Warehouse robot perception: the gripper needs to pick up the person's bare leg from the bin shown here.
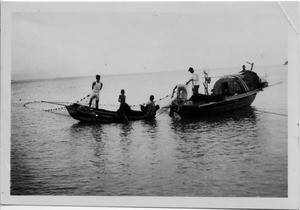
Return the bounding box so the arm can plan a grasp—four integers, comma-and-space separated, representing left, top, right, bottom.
89, 98, 93, 107
95, 100, 99, 110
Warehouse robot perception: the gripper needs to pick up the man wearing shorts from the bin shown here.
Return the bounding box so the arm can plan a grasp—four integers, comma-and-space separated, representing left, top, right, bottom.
89, 74, 103, 109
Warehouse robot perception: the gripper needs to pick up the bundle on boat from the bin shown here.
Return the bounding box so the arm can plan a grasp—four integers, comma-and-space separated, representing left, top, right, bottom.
65, 103, 160, 123
169, 67, 269, 118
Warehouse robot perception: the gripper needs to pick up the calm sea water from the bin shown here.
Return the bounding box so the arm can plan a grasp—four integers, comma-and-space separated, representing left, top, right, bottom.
11, 65, 287, 196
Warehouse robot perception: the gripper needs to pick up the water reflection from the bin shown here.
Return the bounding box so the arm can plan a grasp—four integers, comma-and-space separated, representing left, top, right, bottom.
70, 122, 105, 142
119, 123, 133, 165
179, 106, 257, 123
171, 107, 257, 132
169, 106, 263, 178
140, 119, 158, 140
69, 122, 109, 175
119, 123, 133, 138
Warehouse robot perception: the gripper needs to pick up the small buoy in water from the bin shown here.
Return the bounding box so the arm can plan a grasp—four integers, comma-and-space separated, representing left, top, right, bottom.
95, 114, 98, 117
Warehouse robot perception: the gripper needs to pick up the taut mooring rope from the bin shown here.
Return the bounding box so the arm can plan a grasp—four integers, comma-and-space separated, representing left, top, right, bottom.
255, 109, 287, 117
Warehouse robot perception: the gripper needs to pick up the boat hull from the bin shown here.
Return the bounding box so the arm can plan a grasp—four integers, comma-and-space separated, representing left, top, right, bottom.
66, 103, 156, 123
170, 92, 257, 118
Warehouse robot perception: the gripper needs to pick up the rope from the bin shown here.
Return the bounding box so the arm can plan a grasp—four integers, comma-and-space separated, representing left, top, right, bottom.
233, 75, 249, 91
255, 109, 287, 117
130, 94, 171, 107
23, 101, 71, 107
266, 82, 283, 88
155, 109, 168, 118
75, 94, 90, 103
24, 93, 171, 113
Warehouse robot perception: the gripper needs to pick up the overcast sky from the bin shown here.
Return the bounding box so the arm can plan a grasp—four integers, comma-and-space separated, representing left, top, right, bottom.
11, 2, 289, 80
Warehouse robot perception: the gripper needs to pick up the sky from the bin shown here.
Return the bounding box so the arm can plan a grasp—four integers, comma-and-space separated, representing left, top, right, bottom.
11, 2, 290, 80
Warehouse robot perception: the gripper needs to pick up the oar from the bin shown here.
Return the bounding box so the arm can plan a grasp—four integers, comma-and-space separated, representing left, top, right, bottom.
120, 107, 130, 123
246, 61, 254, 71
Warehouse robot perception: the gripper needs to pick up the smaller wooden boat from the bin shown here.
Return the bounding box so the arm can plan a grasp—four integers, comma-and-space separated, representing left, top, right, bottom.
169, 65, 268, 118
66, 103, 159, 123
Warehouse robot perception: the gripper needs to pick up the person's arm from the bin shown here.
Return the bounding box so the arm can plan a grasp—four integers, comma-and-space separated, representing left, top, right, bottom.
171, 85, 177, 97
92, 82, 96, 90
186, 79, 193, 85
118, 95, 121, 102
100, 83, 103, 90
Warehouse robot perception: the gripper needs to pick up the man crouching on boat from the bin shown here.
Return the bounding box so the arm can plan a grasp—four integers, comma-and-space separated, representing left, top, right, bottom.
89, 74, 103, 110
171, 84, 188, 102
169, 84, 189, 118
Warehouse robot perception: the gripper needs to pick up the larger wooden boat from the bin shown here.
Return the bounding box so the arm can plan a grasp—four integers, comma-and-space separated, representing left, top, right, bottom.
169, 66, 268, 118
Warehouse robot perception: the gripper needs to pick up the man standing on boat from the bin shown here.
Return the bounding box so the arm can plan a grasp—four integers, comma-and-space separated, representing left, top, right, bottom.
186, 67, 200, 95
89, 74, 103, 110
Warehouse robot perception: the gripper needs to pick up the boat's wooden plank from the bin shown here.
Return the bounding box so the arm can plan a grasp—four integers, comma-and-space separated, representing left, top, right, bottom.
196, 90, 261, 108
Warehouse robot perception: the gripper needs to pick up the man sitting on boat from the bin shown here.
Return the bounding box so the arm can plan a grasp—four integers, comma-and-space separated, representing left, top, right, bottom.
117, 89, 131, 115
140, 95, 160, 118
240, 65, 247, 72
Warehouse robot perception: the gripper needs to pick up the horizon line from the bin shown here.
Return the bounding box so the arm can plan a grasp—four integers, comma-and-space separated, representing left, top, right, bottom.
11, 63, 286, 82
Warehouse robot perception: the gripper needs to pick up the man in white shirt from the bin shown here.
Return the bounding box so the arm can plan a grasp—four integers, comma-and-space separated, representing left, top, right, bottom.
186, 67, 200, 95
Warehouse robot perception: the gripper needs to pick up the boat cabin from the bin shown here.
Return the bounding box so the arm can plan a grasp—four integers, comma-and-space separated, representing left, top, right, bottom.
212, 75, 249, 96
212, 71, 264, 96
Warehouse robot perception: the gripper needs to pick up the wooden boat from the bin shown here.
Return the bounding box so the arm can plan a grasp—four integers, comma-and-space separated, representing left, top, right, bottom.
169, 66, 268, 118
66, 103, 159, 123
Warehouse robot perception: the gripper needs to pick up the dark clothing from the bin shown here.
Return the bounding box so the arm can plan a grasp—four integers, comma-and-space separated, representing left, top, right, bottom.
241, 70, 261, 90
141, 104, 160, 118
118, 94, 126, 104
117, 94, 131, 116
193, 85, 199, 95
117, 103, 131, 116
189, 94, 224, 103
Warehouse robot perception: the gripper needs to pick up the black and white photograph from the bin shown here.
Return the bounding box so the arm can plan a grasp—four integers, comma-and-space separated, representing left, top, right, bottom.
1, 1, 299, 209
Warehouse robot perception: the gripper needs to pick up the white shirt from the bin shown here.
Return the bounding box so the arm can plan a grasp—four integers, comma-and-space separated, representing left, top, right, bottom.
191, 73, 200, 86
93, 82, 102, 94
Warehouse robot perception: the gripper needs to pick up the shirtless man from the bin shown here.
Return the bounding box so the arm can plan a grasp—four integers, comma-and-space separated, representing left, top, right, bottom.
89, 75, 103, 109
117, 89, 131, 114
141, 95, 157, 117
